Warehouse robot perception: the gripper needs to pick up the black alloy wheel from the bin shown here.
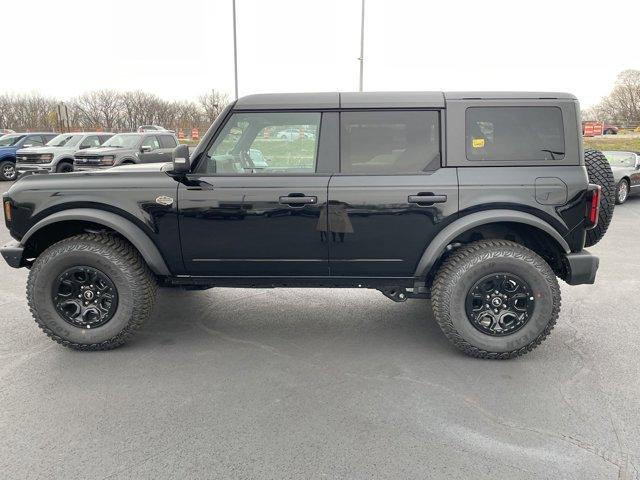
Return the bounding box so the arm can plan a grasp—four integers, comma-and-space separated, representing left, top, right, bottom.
465, 273, 534, 336
52, 266, 119, 329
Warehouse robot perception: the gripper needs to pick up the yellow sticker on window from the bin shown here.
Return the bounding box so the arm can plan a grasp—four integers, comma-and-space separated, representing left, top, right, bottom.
472, 138, 485, 148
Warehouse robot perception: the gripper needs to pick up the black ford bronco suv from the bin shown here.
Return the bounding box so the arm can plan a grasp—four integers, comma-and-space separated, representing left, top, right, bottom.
1, 92, 614, 359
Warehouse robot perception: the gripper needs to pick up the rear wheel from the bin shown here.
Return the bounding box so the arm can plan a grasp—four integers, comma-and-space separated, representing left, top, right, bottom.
27, 234, 157, 350
584, 149, 615, 247
431, 240, 560, 359
616, 179, 629, 205
0, 159, 17, 181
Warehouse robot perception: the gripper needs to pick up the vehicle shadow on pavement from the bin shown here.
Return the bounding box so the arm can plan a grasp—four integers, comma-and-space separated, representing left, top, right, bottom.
132, 287, 457, 358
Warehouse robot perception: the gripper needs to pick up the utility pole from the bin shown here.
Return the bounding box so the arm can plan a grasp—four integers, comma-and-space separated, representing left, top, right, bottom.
358, 0, 365, 92
232, 0, 239, 99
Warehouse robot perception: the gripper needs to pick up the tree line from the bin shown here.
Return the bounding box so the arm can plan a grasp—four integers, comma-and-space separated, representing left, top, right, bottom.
0, 89, 230, 133
583, 70, 640, 127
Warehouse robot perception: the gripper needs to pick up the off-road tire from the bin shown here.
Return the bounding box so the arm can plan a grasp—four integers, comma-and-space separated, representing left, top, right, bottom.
615, 179, 629, 205
56, 161, 73, 173
431, 240, 561, 359
27, 233, 157, 350
584, 149, 615, 247
0, 159, 17, 181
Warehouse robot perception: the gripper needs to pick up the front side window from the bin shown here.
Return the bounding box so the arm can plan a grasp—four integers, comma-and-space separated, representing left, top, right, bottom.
80, 136, 100, 148
340, 111, 441, 174
197, 112, 321, 175
24, 135, 44, 147
466, 107, 565, 161
141, 136, 160, 150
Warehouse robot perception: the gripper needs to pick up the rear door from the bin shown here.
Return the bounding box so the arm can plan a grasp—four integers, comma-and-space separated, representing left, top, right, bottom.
328, 109, 458, 277
158, 134, 178, 161
178, 110, 331, 276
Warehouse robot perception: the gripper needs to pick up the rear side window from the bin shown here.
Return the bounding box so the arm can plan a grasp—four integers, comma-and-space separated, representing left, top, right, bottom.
159, 135, 177, 148
340, 111, 440, 174
466, 107, 565, 162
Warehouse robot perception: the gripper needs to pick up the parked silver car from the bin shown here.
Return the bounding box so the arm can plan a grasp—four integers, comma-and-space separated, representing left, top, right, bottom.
16, 132, 114, 175
603, 151, 640, 204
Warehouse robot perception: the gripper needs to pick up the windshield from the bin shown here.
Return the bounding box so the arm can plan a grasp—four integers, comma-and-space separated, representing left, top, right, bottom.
47, 134, 83, 147
0, 134, 26, 147
604, 151, 636, 167
102, 134, 141, 148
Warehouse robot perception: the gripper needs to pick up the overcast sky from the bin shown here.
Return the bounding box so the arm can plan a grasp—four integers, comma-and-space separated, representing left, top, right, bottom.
1, 0, 638, 108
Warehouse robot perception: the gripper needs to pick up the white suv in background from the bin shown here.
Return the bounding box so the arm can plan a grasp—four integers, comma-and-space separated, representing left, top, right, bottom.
16, 132, 114, 175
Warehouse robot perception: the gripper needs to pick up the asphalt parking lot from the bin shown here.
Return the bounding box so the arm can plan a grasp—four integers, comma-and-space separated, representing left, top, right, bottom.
0, 184, 638, 480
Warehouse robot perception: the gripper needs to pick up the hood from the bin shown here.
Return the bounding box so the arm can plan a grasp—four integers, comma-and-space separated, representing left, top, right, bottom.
16, 146, 72, 155
0, 145, 18, 155
75, 146, 130, 156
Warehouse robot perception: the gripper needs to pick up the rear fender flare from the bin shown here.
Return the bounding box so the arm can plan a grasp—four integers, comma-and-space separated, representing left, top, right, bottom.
414, 209, 571, 279
21, 208, 171, 276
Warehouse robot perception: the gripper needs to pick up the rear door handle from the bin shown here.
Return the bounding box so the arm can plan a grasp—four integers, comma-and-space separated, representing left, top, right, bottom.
279, 195, 317, 207
408, 194, 447, 205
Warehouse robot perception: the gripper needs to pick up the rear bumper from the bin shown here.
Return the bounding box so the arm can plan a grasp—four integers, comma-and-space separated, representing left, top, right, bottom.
564, 250, 599, 285
1, 241, 25, 268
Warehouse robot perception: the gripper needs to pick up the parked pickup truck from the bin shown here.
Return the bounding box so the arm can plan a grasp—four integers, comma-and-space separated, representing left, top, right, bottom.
73, 132, 178, 171
0, 132, 58, 181
1, 92, 613, 359
16, 132, 114, 175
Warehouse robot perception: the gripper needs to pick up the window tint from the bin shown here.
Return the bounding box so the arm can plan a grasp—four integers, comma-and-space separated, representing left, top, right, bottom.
141, 136, 160, 150
159, 135, 177, 148
340, 111, 440, 174
466, 107, 565, 161
80, 136, 100, 148
198, 112, 321, 175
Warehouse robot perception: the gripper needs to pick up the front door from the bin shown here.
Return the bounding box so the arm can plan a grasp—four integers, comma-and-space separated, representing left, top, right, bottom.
139, 135, 164, 163
179, 111, 330, 276
328, 110, 458, 277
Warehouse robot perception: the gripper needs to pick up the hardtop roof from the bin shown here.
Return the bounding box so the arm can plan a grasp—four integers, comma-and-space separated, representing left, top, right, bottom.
234, 91, 577, 110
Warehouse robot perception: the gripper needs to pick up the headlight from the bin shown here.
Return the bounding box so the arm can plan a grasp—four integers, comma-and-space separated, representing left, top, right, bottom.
36, 154, 54, 163
100, 156, 115, 165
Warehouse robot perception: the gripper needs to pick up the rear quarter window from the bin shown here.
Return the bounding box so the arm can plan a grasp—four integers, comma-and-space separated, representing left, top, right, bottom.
159, 135, 177, 148
466, 107, 565, 162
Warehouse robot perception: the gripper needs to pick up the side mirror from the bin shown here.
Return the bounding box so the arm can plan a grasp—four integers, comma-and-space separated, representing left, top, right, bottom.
79, 144, 90, 150
172, 144, 190, 174
141, 145, 152, 153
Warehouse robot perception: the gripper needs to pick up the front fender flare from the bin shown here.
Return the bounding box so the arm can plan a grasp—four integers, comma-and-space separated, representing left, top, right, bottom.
21, 208, 171, 276
414, 209, 571, 279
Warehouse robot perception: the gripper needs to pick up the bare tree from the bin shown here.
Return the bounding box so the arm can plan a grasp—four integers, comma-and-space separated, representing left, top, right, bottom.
198, 89, 230, 124
587, 70, 640, 125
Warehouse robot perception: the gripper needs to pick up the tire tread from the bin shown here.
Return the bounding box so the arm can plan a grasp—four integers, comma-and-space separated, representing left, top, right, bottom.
431, 239, 561, 360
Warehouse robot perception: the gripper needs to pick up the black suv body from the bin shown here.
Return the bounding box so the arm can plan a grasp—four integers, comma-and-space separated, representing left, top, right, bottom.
1, 92, 602, 358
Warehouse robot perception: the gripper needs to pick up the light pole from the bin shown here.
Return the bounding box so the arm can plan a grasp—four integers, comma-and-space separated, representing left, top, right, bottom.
232, 0, 239, 99
358, 0, 365, 92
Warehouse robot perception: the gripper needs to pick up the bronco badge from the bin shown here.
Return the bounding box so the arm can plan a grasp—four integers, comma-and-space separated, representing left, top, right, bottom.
155, 195, 174, 206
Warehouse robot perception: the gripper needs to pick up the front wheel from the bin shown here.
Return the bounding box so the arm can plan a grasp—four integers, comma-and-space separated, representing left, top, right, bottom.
27, 234, 157, 350
56, 161, 73, 173
0, 159, 17, 181
616, 179, 629, 205
431, 240, 560, 359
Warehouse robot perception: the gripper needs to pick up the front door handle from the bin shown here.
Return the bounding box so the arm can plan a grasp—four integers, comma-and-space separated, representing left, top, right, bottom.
408, 193, 447, 206
279, 194, 317, 207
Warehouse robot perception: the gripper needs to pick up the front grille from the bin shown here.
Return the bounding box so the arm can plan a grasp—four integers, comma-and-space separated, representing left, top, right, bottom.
74, 155, 102, 165
17, 153, 49, 164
